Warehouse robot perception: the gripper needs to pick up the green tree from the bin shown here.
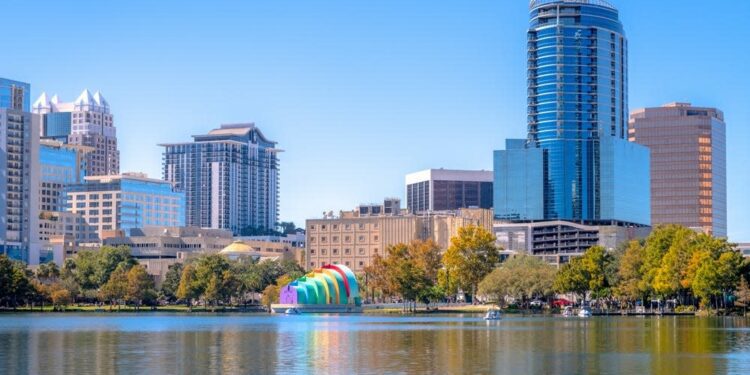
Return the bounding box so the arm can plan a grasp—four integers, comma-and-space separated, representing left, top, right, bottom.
581, 246, 615, 299
442, 225, 499, 302
176, 264, 201, 311
161, 263, 184, 302
51, 289, 73, 311
99, 265, 129, 310
554, 257, 589, 301
479, 254, 557, 307
126, 265, 155, 310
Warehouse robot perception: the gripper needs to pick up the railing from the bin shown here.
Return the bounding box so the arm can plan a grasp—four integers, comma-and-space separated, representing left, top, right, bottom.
530, 0, 616, 10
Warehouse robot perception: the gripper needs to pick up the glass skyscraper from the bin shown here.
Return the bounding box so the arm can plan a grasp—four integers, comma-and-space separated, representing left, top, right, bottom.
494, 0, 650, 226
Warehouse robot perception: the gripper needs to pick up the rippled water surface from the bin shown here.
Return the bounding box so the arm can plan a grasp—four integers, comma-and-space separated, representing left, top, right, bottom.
1, 313, 750, 374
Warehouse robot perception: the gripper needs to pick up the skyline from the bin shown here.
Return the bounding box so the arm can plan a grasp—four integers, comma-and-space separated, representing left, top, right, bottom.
4, 0, 750, 240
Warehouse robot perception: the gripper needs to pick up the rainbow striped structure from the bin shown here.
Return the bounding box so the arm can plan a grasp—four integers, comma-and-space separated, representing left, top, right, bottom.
279, 264, 361, 306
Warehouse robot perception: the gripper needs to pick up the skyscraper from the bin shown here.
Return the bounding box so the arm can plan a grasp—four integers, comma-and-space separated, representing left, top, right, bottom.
629, 103, 727, 237
494, 0, 650, 226
38, 139, 91, 212
0, 78, 40, 263
161, 123, 280, 235
33, 90, 120, 176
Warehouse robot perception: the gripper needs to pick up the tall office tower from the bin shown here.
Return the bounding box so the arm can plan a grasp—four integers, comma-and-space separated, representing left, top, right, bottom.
0, 78, 40, 263
494, 0, 650, 226
629, 103, 727, 237
33, 90, 119, 176
405, 169, 493, 214
161, 124, 280, 235
39, 139, 91, 212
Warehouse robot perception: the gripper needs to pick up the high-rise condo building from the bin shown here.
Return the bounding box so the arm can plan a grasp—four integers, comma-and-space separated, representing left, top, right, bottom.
161, 124, 280, 235
494, 0, 650, 226
405, 169, 493, 214
629, 103, 727, 237
65, 173, 186, 239
0, 78, 40, 263
33, 90, 120, 176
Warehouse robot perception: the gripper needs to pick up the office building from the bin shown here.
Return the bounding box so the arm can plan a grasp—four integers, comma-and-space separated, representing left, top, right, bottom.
0, 78, 40, 264
406, 169, 493, 214
306, 199, 493, 272
494, 220, 651, 265
494, 0, 650, 226
629, 103, 727, 237
33, 90, 119, 176
66, 173, 185, 239
161, 123, 280, 235
37, 211, 100, 265
39, 139, 92, 212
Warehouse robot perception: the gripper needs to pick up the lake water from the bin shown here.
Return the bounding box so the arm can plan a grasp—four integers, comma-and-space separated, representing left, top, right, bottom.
1, 313, 749, 374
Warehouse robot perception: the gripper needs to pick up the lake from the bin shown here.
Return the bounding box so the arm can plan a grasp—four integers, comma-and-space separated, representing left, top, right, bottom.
1, 313, 749, 374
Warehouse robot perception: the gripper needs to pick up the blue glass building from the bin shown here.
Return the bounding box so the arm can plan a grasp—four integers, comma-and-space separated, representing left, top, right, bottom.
0, 78, 30, 112
39, 140, 89, 212
43, 112, 72, 142
494, 0, 650, 226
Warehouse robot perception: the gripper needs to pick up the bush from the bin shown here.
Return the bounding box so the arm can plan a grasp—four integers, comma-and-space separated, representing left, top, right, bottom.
675, 305, 696, 313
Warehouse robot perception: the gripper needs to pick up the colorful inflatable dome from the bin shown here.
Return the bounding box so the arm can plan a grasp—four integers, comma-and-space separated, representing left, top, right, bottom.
279, 264, 361, 306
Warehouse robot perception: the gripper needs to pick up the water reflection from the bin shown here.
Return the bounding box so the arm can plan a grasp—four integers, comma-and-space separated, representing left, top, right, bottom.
0, 314, 748, 374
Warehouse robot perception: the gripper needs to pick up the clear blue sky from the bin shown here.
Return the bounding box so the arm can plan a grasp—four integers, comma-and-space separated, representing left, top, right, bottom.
4, 0, 749, 240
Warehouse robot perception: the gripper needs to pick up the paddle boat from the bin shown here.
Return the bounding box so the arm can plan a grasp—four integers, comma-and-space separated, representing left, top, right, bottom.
561, 306, 575, 317
578, 307, 592, 318
484, 308, 502, 321
284, 307, 301, 315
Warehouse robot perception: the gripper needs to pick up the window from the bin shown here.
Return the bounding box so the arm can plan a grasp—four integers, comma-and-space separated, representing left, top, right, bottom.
333, 249, 339, 255
345, 248, 351, 255
373, 235, 379, 241
310, 262, 315, 266
333, 224, 338, 230
310, 249, 316, 255
359, 248, 365, 255
345, 236, 351, 243
310, 225, 316, 230
322, 249, 327, 255
321, 236, 327, 243
332, 236, 339, 242
321, 225, 327, 230
358, 224, 365, 230
358, 236, 365, 242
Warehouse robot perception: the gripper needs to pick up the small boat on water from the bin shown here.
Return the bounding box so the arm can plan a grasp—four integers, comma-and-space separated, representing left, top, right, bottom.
484, 308, 502, 321
578, 308, 592, 318
285, 308, 301, 315
561, 306, 574, 317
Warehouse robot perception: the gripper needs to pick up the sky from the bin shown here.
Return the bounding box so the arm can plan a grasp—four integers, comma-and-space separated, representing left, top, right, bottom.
3, 0, 749, 240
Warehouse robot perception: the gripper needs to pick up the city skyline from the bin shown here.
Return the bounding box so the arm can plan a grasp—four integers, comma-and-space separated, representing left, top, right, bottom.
3, 0, 750, 240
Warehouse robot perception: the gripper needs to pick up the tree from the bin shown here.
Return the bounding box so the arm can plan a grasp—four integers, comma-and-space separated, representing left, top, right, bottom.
479, 254, 556, 307
99, 265, 129, 310
36, 262, 61, 283
261, 274, 294, 308
161, 263, 184, 302
176, 264, 201, 311
554, 257, 589, 302
615, 240, 648, 304
580, 246, 615, 299
736, 278, 750, 316
51, 289, 73, 311
126, 265, 155, 310
0, 256, 34, 309
442, 225, 499, 302
204, 275, 222, 311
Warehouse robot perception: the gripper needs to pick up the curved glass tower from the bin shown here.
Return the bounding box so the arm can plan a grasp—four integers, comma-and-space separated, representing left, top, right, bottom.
528, 0, 627, 220
494, 0, 649, 226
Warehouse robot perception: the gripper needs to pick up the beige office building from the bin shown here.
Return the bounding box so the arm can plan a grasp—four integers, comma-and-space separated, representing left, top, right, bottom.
306, 199, 492, 272
629, 103, 727, 237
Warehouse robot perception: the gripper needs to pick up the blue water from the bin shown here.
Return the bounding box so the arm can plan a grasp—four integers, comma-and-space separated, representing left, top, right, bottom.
1, 313, 749, 374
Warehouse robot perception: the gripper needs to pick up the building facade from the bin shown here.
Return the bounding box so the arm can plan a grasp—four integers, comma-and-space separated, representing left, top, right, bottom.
494, 0, 650, 226
161, 123, 280, 235
494, 220, 651, 265
0, 78, 40, 263
66, 173, 185, 239
105, 227, 234, 285
33, 90, 119, 176
39, 139, 91, 212
306, 199, 493, 272
37, 211, 100, 265
629, 103, 727, 237
406, 169, 493, 214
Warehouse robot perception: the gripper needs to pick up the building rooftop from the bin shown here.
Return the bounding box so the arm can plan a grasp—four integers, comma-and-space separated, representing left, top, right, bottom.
530, 0, 616, 10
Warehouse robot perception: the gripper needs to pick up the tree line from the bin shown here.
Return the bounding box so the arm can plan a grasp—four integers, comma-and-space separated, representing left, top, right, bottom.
0, 246, 304, 312
362, 225, 750, 313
